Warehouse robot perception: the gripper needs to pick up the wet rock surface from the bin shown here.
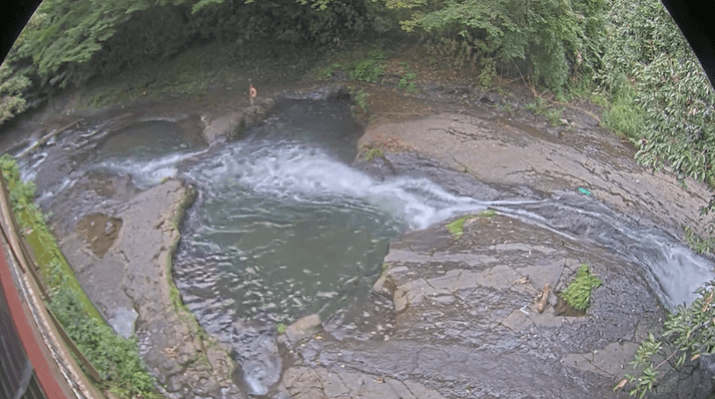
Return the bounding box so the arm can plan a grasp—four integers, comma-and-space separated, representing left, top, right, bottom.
275, 205, 711, 399
59, 180, 242, 398
270, 90, 714, 398
358, 108, 712, 239
4, 83, 714, 398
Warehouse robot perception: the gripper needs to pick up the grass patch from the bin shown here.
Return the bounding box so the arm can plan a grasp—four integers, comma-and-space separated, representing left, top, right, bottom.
309, 47, 389, 84
601, 89, 645, 140
0, 154, 157, 398
560, 264, 602, 311
525, 97, 565, 127
446, 215, 473, 240
364, 148, 384, 161
478, 209, 496, 218
309, 45, 424, 93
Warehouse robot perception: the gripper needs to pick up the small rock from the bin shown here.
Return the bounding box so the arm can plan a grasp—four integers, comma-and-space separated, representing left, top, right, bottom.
105, 220, 115, 236
285, 314, 321, 344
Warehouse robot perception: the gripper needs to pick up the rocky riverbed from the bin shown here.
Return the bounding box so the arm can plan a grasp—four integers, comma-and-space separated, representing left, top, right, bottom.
1, 81, 714, 398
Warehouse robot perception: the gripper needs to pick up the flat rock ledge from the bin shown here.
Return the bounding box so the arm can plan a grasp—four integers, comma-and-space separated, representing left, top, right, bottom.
60, 180, 242, 399
276, 210, 713, 398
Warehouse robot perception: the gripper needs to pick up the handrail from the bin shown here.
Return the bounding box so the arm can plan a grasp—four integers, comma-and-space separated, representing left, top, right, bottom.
0, 169, 101, 399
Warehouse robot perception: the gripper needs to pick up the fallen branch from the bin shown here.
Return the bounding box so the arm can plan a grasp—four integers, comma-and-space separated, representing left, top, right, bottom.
17, 119, 82, 158
537, 283, 550, 313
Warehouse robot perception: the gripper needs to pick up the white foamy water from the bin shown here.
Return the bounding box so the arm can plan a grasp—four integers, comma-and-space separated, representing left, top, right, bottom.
189, 142, 500, 230
92, 150, 205, 189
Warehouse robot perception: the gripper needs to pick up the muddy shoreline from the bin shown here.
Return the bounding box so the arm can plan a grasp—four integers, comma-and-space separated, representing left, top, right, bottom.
2, 80, 714, 398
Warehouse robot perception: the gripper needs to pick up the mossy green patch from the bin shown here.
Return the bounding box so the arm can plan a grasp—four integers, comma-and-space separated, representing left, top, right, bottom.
0, 154, 101, 321
0, 154, 156, 398
364, 148, 384, 161
446, 215, 473, 240
478, 209, 496, 218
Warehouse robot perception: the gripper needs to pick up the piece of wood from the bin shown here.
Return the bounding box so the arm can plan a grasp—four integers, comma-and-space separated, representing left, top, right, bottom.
537, 283, 550, 313
17, 119, 81, 158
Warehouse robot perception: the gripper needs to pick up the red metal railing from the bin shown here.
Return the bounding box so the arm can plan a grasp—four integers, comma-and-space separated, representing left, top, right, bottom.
0, 242, 65, 399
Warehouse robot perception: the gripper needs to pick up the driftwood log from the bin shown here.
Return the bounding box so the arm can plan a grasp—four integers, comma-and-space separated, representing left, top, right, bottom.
17, 119, 81, 158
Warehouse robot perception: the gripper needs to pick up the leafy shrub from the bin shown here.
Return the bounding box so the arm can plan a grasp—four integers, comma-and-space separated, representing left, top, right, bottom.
0, 154, 156, 398
617, 283, 715, 398
0, 63, 31, 125
560, 264, 601, 311
50, 284, 156, 398
683, 225, 715, 255
601, 88, 646, 140
350, 49, 389, 83
599, 0, 715, 199
386, 0, 608, 90
398, 72, 418, 93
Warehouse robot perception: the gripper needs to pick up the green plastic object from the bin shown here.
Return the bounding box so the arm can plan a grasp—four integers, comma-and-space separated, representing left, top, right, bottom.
578, 187, 592, 196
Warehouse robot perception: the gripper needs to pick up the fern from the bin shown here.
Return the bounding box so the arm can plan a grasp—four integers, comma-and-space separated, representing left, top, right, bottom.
561, 264, 602, 311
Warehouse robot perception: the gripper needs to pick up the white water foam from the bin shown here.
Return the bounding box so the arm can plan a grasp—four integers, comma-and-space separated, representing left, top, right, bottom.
189, 142, 495, 230
92, 150, 205, 189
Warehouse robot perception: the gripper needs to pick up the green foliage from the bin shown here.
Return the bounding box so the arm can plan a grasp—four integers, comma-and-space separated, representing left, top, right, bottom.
364, 148, 384, 161
0, 154, 155, 398
683, 225, 715, 255
313, 62, 344, 80
560, 264, 601, 311
351, 49, 389, 83
0, 63, 31, 125
10, 0, 163, 85
276, 323, 288, 335
618, 283, 715, 398
386, 0, 608, 90
350, 89, 369, 120
50, 283, 156, 398
446, 214, 473, 240
525, 97, 564, 127
601, 88, 646, 140
599, 0, 715, 216
478, 209, 496, 218
397, 72, 418, 93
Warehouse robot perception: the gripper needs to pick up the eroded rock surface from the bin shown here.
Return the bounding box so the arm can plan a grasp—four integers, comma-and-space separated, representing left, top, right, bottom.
275, 209, 711, 398
271, 92, 714, 399
11, 84, 714, 398
60, 180, 241, 399
358, 110, 712, 238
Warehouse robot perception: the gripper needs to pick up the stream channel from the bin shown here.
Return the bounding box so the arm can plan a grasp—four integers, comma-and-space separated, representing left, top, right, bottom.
14, 98, 715, 396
